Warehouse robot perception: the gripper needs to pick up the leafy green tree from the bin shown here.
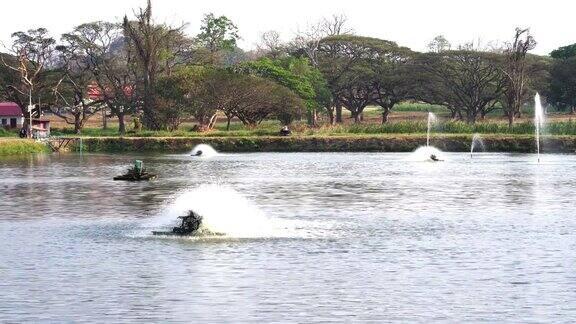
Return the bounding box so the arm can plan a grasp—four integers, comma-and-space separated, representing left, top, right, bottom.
417, 50, 506, 123
317, 35, 410, 123
370, 46, 414, 123
123, 0, 188, 130
427, 35, 451, 53
196, 13, 240, 53
237, 57, 329, 125
550, 44, 576, 59
156, 66, 220, 131
549, 57, 576, 114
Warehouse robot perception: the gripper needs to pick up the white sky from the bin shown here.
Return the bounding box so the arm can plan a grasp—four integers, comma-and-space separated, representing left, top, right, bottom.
0, 0, 574, 55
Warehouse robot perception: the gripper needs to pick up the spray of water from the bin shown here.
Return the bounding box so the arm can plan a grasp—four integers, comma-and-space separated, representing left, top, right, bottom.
142, 184, 329, 239
407, 112, 445, 161
408, 146, 445, 162
427, 112, 437, 147
470, 133, 486, 158
190, 144, 218, 158
534, 93, 545, 163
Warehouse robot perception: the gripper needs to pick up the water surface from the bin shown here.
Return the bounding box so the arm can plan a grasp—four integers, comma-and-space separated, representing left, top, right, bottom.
1, 152, 575, 322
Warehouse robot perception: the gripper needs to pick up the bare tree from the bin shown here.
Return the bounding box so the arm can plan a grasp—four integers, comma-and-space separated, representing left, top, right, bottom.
1, 28, 56, 135
60, 22, 139, 135
292, 14, 353, 67
51, 75, 104, 134
501, 28, 537, 126
320, 14, 354, 37
291, 14, 353, 124
256, 30, 284, 58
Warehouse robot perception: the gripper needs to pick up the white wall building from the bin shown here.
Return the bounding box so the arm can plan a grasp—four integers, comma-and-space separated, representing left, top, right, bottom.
0, 102, 24, 129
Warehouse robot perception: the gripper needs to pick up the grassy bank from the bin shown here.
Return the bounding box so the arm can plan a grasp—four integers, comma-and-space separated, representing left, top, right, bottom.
0, 139, 49, 155
45, 119, 576, 139
73, 134, 576, 154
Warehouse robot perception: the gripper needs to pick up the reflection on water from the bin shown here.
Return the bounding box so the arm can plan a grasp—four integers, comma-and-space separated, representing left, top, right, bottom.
1, 152, 576, 322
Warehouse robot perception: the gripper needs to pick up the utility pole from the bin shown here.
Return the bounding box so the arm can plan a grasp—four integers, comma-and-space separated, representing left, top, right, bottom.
28, 88, 33, 139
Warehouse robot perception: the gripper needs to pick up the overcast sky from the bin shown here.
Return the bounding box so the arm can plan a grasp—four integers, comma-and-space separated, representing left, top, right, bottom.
0, 0, 573, 55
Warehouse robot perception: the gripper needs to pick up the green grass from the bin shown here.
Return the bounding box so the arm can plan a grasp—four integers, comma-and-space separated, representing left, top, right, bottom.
51, 119, 576, 138
393, 102, 448, 113
0, 139, 49, 155
0, 128, 18, 137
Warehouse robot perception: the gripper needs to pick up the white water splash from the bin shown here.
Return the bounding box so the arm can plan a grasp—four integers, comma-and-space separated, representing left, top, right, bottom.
408, 146, 446, 162
190, 144, 218, 158
143, 184, 330, 239
470, 133, 486, 158
427, 112, 438, 147
534, 93, 545, 163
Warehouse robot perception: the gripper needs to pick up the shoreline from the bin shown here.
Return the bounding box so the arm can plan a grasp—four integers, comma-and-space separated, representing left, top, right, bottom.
0, 139, 50, 155
2, 134, 575, 155
71, 134, 575, 154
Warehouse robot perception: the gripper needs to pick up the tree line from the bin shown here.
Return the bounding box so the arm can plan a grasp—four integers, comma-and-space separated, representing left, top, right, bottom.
0, 0, 574, 135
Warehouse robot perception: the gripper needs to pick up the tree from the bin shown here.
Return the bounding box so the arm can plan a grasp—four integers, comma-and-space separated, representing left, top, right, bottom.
256, 30, 284, 59
51, 47, 105, 134
550, 43, 576, 59
501, 28, 537, 126
1, 28, 56, 133
370, 45, 414, 123
123, 0, 186, 130
320, 14, 354, 37
427, 35, 451, 53
549, 57, 576, 114
156, 66, 220, 131
237, 57, 325, 125
417, 50, 506, 123
196, 13, 240, 53
59, 22, 138, 135
233, 76, 303, 127
207, 72, 304, 128
290, 15, 354, 124
317, 35, 408, 123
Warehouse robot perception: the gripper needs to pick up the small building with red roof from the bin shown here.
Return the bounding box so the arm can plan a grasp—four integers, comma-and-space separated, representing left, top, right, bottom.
0, 102, 24, 129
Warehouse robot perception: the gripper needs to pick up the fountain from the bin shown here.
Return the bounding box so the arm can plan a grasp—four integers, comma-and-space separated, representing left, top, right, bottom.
408, 112, 444, 161
534, 93, 545, 163
427, 112, 437, 147
470, 133, 486, 158
190, 144, 218, 158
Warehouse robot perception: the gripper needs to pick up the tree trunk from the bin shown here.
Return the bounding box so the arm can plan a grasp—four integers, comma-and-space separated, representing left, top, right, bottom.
507, 111, 515, 127
336, 104, 343, 123
208, 113, 218, 129
313, 109, 318, 126
326, 106, 335, 125
102, 107, 108, 130
306, 109, 317, 126
118, 112, 126, 136
381, 108, 391, 124
352, 110, 361, 123
74, 117, 82, 135
226, 115, 232, 131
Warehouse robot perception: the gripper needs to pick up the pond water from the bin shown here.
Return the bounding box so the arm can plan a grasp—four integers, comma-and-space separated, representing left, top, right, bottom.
1, 151, 576, 322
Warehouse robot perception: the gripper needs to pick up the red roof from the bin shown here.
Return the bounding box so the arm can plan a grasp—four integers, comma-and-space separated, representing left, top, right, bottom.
0, 102, 23, 117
